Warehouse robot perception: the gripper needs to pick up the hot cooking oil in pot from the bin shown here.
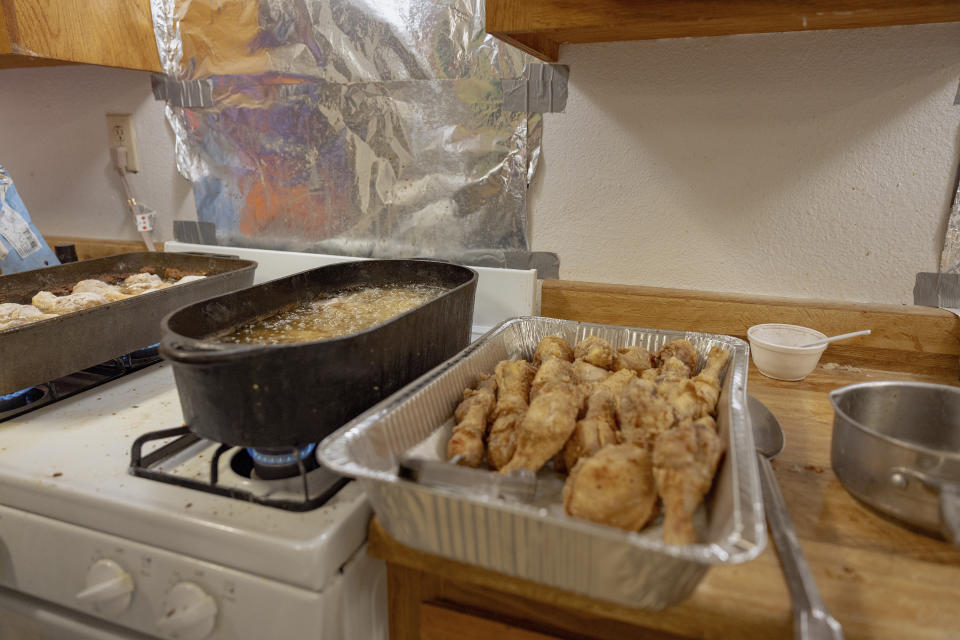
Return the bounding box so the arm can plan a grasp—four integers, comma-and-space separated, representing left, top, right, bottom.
217, 284, 447, 345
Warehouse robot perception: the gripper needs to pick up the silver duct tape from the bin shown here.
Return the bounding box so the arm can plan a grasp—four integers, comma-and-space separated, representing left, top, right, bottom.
503, 64, 569, 113
152, 75, 214, 108
172, 220, 217, 244
913, 272, 960, 308
150, 0, 543, 264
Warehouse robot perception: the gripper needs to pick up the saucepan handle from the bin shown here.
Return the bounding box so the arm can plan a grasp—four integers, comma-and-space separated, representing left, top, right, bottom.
890, 467, 960, 547
940, 483, 960, 546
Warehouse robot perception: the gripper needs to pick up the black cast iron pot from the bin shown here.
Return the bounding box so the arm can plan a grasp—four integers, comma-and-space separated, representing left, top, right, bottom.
160, 259, 477, 447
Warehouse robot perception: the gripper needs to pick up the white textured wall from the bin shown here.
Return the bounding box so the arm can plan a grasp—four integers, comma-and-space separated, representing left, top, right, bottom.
529, 22, 960, 304
0, 65, 193, 244
1, 23, 959, 304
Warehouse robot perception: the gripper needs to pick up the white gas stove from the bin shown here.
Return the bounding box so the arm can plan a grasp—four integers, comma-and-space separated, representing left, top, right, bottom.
0, 243, 537, 639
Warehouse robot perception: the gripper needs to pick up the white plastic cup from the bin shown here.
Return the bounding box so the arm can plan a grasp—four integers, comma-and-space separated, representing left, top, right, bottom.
747, 324, 828, 381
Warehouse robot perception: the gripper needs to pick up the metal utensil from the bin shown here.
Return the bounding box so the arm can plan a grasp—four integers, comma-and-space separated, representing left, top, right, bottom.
749, 395, 844, 640
397, 455, 537, 502
829, 381, 960, 545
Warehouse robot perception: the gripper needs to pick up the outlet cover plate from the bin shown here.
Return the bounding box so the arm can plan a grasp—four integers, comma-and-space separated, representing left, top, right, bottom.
105, 113, 139, 173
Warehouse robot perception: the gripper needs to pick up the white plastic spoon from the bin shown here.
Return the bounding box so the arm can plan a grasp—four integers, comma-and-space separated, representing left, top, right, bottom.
799, 329, 871, 348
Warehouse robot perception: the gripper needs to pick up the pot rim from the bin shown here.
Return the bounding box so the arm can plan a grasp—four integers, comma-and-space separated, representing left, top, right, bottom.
829, 381, 960, 463
160, 259, 478, 362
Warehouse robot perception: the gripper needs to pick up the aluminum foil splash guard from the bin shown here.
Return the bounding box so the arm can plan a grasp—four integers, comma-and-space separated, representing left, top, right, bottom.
151, 0, 559, 264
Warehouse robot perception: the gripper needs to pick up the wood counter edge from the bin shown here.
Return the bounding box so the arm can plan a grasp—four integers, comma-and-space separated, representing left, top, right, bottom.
540, 279, 960, 374
42, 236, 155, 261
366, 517, 771, 638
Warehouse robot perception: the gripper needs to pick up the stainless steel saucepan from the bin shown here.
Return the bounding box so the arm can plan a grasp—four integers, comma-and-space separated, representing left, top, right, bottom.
829, 381, 960, 545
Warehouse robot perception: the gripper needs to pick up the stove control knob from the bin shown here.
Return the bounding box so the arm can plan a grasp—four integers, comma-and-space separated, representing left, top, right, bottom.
75, 558, 134, 616
155, 581, 218, 640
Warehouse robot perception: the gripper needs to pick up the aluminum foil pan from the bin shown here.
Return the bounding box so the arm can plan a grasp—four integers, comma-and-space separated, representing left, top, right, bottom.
318, 317, 766, 609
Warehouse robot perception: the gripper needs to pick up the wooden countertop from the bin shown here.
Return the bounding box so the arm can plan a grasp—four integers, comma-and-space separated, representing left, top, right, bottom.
368, 281, 960, 640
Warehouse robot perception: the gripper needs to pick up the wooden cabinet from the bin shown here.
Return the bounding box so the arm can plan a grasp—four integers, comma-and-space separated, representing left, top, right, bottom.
486, 0, 960, 62
1, 0, 160, 71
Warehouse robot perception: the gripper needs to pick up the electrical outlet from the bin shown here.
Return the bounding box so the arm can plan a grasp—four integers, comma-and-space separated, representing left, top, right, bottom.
105, 113, 139, 173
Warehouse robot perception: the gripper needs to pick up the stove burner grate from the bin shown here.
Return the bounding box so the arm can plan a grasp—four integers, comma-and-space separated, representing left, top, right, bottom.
129, 427, 347, 512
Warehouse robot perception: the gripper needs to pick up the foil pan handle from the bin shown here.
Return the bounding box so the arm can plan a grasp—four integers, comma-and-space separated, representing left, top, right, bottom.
397, 455, 536, 502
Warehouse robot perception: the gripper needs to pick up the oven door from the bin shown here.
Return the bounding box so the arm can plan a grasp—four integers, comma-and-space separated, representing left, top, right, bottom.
0, 586, 155, 640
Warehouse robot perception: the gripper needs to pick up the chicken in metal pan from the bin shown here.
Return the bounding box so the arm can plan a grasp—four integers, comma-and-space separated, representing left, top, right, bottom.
445, 334, 730, 544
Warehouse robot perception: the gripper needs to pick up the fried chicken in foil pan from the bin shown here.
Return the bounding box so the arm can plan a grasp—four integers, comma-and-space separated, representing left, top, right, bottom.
318, 317, 765, 609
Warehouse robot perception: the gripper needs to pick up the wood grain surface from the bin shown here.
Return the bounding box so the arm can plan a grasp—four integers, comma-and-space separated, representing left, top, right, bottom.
1, 0, 160, 71
370, 284, 960, 639
486, 0, 960, 61
420, 603, 563, 640
43, 237, 155, 262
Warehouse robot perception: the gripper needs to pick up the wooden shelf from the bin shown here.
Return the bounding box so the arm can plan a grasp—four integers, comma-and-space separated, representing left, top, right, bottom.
486, 0, 960, 62
1, 0, 160, 72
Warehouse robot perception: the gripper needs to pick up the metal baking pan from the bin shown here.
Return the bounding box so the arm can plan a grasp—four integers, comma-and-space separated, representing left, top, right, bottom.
318, 316, 766, 609
160, 259, 477, 447
0, 252, 257, 394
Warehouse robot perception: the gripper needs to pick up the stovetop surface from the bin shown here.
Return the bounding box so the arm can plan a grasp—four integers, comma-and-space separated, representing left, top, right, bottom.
0, 363, 371, 592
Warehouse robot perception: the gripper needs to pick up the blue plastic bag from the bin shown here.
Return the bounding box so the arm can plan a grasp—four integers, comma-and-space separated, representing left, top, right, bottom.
0, 165, 60, 274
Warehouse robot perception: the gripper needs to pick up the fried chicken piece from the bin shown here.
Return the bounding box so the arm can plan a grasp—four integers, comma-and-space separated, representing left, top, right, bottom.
616, 378, 675, 449
0, 303, 56, 330
32, 291, 109, 315
613, 345, 654, 374
531, 358, 576, 401
446, 374, 498, 467
657, 339, 698, 373
653, 417, 725, 545
641, 355, 693, 383
72, 279, 131, 301
656, 379, 700, 422
533, 335, 574, 366
492, 359, 535, 416
593, 368, 637, 398
563, 443, 658, 532
573, 335, 613, 369
500, 382, 579, 474
571, 359, 613, 409
486, 359, 536, 469
572, 359, 612, 387
563, 389, 618, 471
487, 413, 524, 469
119, 273, 165, 295
657, 347, 731, 421
691, 346, 730, 414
